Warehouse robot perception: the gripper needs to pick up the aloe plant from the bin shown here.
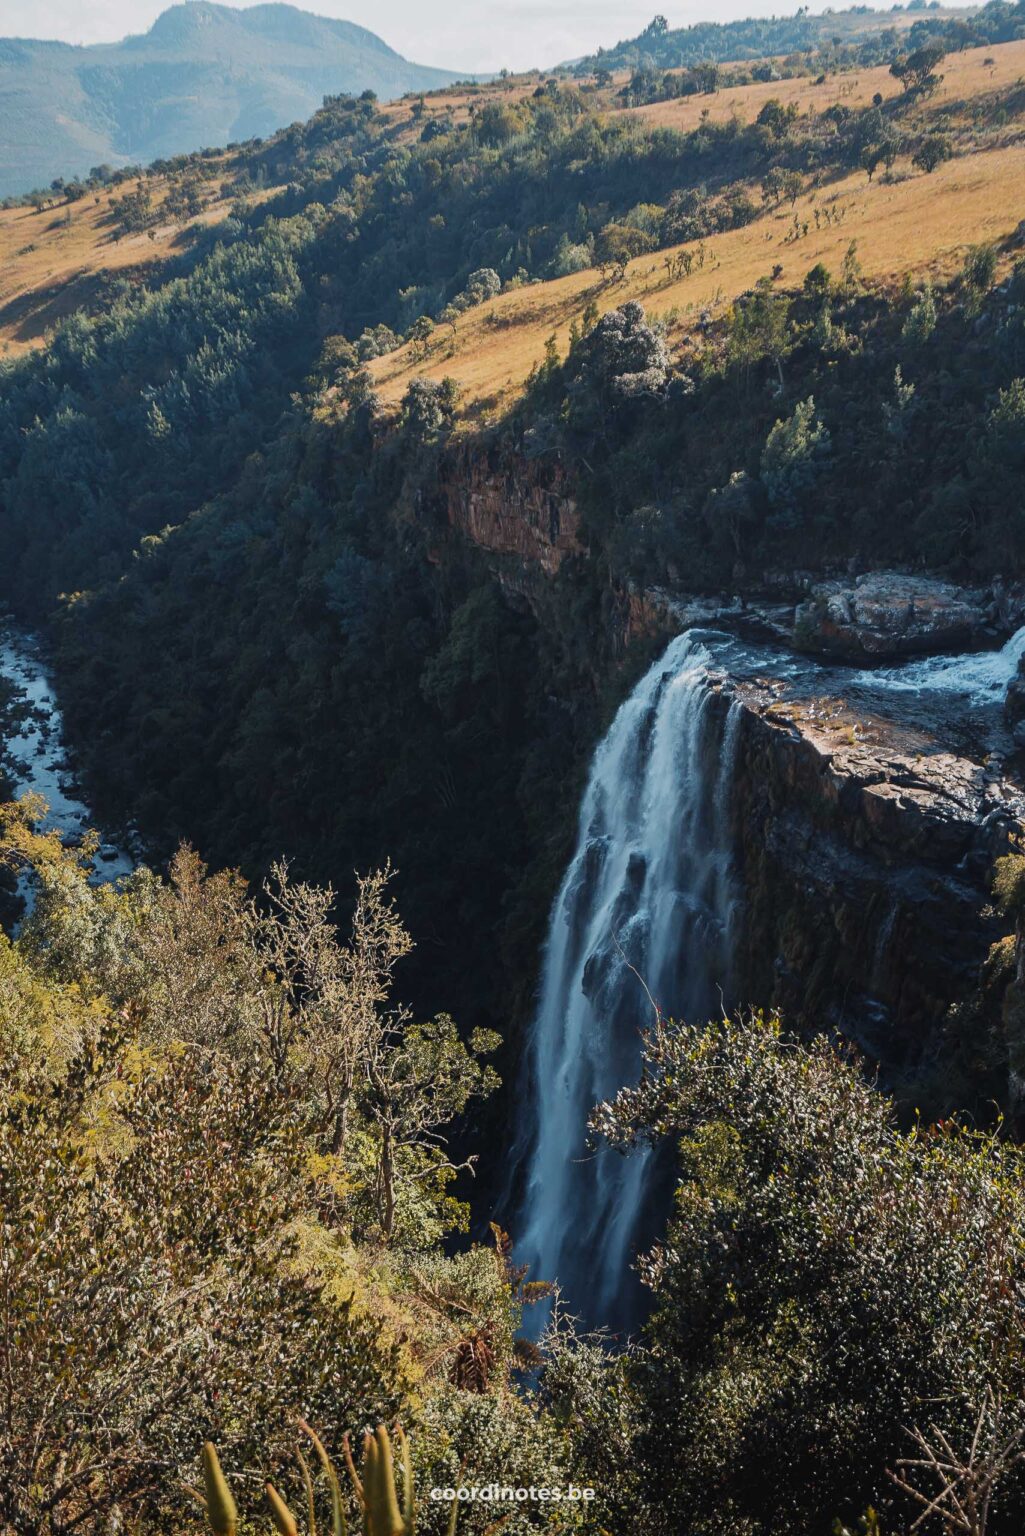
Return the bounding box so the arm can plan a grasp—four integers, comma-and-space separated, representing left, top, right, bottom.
194, 1421, 460, 1536
197, 1442, 238, 1536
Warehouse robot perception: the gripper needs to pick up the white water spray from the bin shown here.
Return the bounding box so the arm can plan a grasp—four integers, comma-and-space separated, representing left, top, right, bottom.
516, 631, 742, 1326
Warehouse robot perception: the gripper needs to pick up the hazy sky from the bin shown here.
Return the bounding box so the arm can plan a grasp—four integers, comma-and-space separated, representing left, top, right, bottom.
2, 0, 893, 75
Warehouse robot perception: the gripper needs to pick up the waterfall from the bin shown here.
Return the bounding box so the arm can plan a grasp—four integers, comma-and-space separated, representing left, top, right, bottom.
515, 631, 742, 1328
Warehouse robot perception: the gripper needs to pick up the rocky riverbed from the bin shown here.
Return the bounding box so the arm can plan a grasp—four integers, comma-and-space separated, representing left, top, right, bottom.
0, 621, 136, 921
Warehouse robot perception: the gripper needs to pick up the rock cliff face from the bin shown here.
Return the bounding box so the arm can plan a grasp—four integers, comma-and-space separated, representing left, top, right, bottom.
721, 677, 1024, 1077
438, 446, 582, 577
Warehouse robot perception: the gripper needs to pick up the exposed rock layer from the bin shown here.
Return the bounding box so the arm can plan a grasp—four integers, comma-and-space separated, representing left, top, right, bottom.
439, 447, 582, 577
722, 677, 1023, 1069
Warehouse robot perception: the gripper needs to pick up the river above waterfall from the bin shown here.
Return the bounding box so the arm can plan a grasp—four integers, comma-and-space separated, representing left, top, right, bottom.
0, 622, 136, 914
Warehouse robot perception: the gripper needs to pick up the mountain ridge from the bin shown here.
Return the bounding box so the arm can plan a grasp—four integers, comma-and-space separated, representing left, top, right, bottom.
0, 1, 464, 197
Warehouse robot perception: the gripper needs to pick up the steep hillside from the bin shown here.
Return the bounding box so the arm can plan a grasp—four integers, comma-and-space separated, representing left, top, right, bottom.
0, 1, 461, 198
0, 23, 1023, 1051
0, 155, 285, 355
369, 140, 1025, 414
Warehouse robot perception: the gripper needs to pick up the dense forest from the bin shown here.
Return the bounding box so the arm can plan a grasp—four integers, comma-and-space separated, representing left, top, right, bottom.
0, 22, 1021, 1053
4, 4, 1025, 1530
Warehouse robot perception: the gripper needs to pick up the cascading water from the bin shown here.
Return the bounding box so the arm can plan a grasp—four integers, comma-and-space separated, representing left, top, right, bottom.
855, 624, 1025, 702
515, 631, 742, 1328
514, 616, 1025, 1330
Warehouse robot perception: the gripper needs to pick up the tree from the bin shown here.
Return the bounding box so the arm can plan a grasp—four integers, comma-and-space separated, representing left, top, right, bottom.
901, 282, 937, 344
803, 261, 832, 296
726, 277, 792, 389
860, 144, 883, 180
402, 375, 459, 441
986, 378, 1025, 471
569, 300, 670, 403
460, 267, 501, 307
756, 97, 799, 138
701, 470, 759, 556
891, 46, 946, 92
364, 1013, 499, 1239
913, 133, 953, 174
595, 222, 654, 280
408, 313, 435, 360
761, 166, 802, 206
961, 243, 998, 301
693, 60, 721, 93
880, 133, 901, 174
841, 237, 863, 291
760, 394, 831, 508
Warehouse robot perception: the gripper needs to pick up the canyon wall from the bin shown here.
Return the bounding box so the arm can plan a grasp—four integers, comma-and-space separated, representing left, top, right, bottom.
438, 445, 583, 578
724, 682, 1022, 1076
434, 446, 1025, 1094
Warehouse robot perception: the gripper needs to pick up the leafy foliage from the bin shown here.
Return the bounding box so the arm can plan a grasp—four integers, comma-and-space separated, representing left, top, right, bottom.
0, 807, 548, 1534
584, 1011, 1025, 1535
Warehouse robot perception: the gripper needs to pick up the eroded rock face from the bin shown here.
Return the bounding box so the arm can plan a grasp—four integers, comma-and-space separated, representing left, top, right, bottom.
722, 677, 1024, 1074
794, 572, 997, 660
439, 445, 582, 576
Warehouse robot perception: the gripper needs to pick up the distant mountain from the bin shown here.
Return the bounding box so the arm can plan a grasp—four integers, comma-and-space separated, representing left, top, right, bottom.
0, 2, 463, 197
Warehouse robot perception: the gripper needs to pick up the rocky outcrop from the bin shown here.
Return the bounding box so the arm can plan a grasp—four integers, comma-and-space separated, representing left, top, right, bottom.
723, 677, 1025, 1075
794, 571, 999, 660
638, 586, 795, 645
438, 445, 582, 577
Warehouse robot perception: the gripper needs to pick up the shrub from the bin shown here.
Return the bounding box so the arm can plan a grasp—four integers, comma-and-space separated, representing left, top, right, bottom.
913, 134, 953, 174
591, 1012, 1025, 1535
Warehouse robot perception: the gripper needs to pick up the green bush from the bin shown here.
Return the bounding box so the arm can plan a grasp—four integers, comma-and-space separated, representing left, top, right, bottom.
587, 1011, 1025, 1535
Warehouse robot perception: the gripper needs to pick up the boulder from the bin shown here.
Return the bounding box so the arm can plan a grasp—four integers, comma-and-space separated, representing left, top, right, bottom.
794, 571, 995, 660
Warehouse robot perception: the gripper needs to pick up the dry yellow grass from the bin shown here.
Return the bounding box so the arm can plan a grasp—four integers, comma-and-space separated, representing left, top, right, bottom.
369, 139, 1025, 418
620, 37, 1025, 132
0, 169, 278, 355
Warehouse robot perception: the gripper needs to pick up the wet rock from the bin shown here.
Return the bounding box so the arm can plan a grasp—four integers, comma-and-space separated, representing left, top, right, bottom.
794, 571, 994, 660
638, 586, 795, 646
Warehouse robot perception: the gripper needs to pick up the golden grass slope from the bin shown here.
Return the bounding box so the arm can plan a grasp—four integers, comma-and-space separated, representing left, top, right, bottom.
369, 138, 1025, 420
0, 170, 279, 356
623, 34, 1025, 132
